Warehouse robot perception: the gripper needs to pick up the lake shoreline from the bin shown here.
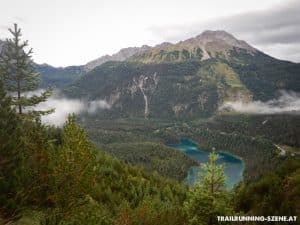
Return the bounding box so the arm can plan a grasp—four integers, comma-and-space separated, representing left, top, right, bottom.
167, 138, 245, 189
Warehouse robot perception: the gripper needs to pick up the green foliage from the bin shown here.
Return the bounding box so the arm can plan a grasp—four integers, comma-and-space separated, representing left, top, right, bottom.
183, 152, 234, 225
115, 197, 186, 225
104, 142, 198, 181
0, 96, 188, 224
229, 49, 300, 100
42, 197, 113, 225
184, 185, 233, 225
235, 159, 300, 223
129, 47, 204, 64
0, 24, 52, 116
207, 114, 300, 147
200, 151, 226, 193
0, 81, 56, 213
48, 115, 97, 208
0, 80, 27, 213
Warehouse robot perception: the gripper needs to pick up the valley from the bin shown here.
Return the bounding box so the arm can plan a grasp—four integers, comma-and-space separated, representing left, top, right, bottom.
31, 31, 300, 185
1, 27, 299, 224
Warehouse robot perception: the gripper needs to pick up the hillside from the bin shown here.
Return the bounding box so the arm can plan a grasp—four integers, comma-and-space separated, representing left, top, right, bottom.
65, 31, 300, 119
35, 63, 85, 88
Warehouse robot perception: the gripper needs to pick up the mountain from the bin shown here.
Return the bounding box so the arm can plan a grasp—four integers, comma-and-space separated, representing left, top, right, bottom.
65, 30, 300, 120
84, 45, 151, 71
129, 30, 257, 63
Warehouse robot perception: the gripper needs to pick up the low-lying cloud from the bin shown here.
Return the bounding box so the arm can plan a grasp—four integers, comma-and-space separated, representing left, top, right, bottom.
220, 91, 300, 114
27, 90, 111, 126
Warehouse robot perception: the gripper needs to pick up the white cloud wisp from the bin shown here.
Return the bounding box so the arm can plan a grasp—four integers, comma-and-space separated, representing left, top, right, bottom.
220, 91, 300, 114
26, 90, 111, 126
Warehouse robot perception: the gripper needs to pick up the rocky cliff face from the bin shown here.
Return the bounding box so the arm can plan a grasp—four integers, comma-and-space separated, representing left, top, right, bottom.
130, 73, 159, 119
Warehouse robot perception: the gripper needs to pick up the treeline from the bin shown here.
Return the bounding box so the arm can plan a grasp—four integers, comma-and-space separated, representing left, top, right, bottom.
103, 142, 198, 181
206, 114, 300, 147
235, 159, 300, 224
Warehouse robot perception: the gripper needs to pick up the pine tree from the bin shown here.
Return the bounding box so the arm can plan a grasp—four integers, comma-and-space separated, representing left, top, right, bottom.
0, 80, 28, 212
200, 151, 226, 194
183, 151, 233, 225
50, 115, 97, 208
0, 24, 52, 117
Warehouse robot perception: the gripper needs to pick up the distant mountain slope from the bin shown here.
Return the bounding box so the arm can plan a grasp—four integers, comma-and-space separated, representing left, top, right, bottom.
0, 39, 85, 88
65, 31, 300, 119
84, 45, 151, 71
35, 63, 85, 88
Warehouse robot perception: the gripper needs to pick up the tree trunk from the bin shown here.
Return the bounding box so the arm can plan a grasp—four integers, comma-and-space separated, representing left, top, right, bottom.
17, 79, 22, 114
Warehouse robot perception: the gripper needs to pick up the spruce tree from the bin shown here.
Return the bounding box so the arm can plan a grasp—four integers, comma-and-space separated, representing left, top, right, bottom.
0, 80, 27, 212
184, 151, 233, 225
201, 151, 226, 194
0, 24, 52, 117
51, 115, 97, 208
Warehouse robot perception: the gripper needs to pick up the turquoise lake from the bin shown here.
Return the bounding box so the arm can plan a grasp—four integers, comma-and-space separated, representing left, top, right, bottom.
167, 139, 244, 189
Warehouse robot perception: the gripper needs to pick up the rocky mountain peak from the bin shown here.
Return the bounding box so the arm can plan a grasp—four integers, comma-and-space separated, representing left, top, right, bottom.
84, 45, 151, 71
189, 30, 256, 52
84, 30, 257, 70
128, 30, 257, 64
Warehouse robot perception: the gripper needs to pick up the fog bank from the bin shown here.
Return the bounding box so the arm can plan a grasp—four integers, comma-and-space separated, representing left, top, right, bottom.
220, 91, 300, 114
28, 90, 110, 126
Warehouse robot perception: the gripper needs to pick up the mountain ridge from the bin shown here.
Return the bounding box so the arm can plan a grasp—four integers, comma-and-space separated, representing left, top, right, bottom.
85, 30, 259, 69
84, 45, 152, 71
129, 30, 258, 64
65, 30, 300, 119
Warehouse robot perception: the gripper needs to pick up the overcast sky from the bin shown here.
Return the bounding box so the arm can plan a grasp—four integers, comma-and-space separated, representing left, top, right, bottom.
0, 0, 299, 67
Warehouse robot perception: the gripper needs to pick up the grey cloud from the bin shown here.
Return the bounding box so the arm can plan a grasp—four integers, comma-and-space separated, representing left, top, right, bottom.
219, 0, 300, 45
149, 0, 300, 62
